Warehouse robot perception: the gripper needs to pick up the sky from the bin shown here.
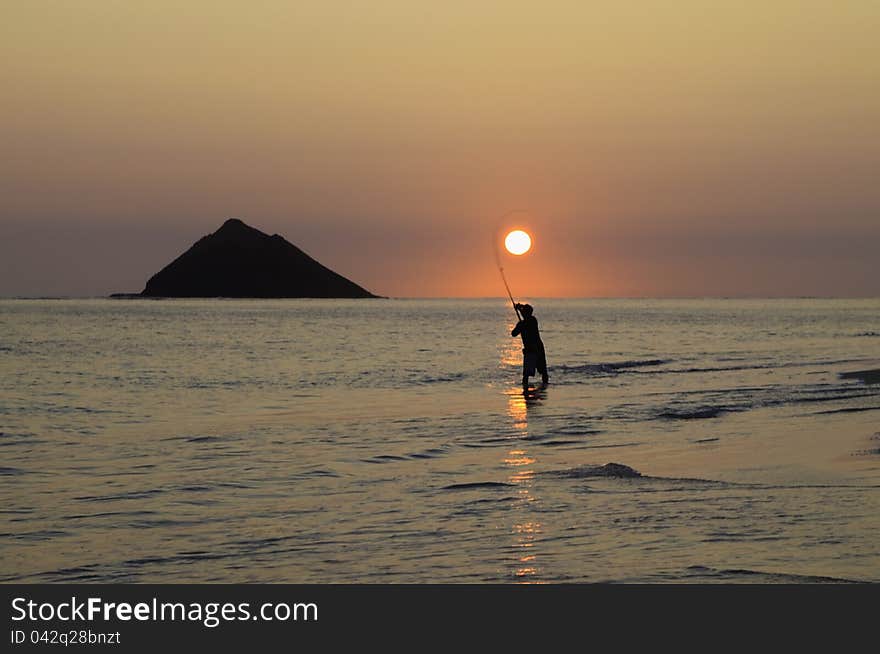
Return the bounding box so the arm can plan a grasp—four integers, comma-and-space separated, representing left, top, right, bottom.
2, 1, 878, 297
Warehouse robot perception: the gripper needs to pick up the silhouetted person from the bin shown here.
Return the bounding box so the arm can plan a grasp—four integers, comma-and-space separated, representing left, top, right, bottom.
511, 303, 549, 390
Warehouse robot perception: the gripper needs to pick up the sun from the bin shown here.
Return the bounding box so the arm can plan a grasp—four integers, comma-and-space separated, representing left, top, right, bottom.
504, 230, 532, 255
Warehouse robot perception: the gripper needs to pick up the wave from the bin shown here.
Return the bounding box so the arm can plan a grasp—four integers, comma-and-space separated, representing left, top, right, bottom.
441, 481, 515, 490
363, 447, 449, 464
415, 372, 466, 384
544, 463, 737, 488
362, 454, 409, 464
815, 405, 880, 415
653, 358, 869, 375
681, 565, 862, 584
184, 435, 226, 443
0, 467, 27, 476
545, 462, 643, 479
557, 357, 872, 380
73, 488, 165, 502
839, 369, 880, 384
2, 529, 71, 542
608, 378, 880, 424
657, 406, 728, 420
556, 359, 670, 376
536, 439, 586, 447
665, 363, 774, 374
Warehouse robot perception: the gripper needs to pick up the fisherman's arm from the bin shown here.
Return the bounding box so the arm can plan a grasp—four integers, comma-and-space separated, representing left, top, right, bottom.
511, 321, 522, 337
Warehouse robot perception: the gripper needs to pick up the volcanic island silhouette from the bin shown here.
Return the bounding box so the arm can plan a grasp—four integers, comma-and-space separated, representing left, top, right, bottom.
118, 218, 379, 298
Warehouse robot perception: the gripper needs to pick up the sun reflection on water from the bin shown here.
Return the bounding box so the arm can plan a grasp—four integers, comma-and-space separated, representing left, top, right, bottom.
504, 449, 535, 467
507, 395, 528, 432
505, 388, 545, 582
501, 328, 523, 368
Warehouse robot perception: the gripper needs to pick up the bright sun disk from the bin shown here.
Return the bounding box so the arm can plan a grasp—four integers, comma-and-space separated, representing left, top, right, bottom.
504, 230, 532, 255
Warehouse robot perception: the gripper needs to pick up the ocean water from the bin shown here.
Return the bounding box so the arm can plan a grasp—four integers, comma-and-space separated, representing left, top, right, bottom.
1, 298, 879, 583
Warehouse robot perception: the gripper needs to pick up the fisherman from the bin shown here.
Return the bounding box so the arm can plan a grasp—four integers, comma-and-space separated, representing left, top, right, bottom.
511, 303, 549, 390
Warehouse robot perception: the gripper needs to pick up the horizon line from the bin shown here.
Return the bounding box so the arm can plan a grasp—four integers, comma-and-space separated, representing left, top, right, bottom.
3, 295, 879, 301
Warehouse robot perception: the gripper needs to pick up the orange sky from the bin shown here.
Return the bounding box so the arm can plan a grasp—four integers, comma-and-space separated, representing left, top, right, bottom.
2, 2, 878, 297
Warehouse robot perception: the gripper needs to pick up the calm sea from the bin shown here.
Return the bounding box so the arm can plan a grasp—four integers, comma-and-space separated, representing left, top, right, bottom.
1, 298, 879, 582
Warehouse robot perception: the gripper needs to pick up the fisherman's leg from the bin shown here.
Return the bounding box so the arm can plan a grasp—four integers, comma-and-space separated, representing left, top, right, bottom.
538, 352, 549, 384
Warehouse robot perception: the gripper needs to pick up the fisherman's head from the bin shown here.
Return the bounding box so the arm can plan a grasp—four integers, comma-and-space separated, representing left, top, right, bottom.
516, 303, 534, 316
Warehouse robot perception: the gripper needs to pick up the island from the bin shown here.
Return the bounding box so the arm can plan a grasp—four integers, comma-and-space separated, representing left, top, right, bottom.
126, 218, 379, 298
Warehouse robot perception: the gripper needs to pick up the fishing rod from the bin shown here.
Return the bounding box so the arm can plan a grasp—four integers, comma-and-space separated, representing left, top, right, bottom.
501, 269, 522, 322
492, 215, 525, 322
496, 251, 522, 322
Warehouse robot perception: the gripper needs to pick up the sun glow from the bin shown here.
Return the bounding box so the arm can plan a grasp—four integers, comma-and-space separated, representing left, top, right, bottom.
504, 230, 532, 255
